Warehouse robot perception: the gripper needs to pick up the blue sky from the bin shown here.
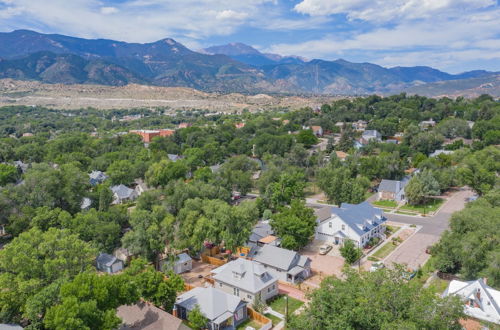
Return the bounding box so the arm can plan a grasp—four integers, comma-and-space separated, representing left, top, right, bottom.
1, 0, 499, 73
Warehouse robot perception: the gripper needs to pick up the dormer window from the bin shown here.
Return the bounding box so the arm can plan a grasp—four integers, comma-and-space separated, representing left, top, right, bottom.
342, 225, 345, 231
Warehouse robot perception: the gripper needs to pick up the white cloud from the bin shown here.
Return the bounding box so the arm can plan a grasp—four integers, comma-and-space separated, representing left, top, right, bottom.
0, 0, 277, 42
294, 0, 496, 22
216, 10, 248, 20
266, 8, 500, 71
100, 6, 118, 15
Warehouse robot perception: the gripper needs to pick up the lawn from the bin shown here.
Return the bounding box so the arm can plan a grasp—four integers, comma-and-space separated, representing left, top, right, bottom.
400, 198, 444, 214
264, 313, 282, 326
236, 318, 263, 330
372, 200, 398, 208
395, 210, 417, 216
427, 277, 450, 294
372, 241, 398, 259
268, 294, 304, 315
385, 225, 400, 236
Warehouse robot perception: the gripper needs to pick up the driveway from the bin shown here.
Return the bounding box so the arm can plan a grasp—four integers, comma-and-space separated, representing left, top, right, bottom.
301, 241, 345, 280
383, 187, 474, 270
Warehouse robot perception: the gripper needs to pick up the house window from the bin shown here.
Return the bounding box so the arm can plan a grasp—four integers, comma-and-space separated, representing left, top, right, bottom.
234, 288, 240, 296
329, 222, 332, 228
342, 225, 345, 231
272, 284, 275, 290
248, 294, 252, 299
219, 283, 223, 287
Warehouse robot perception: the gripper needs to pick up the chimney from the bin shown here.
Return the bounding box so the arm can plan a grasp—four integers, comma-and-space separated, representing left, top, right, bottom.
483, 277, 488, 285
172, 305, 178, 318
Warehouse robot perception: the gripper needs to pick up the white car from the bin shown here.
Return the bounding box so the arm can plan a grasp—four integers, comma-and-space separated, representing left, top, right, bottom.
370, 262, 385, 272
319, 244, 333, 255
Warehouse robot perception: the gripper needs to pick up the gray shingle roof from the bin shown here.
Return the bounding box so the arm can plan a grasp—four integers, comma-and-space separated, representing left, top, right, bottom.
111, 184, 135, 199
176, 287, 245, 321
97, 253, 119, 267
331, 201, 385, 236
253, 245, 301, 271
176, 253, 192, 264
213, 258, 277, 294
249, 221, 273, 243
379, 178, 409, 193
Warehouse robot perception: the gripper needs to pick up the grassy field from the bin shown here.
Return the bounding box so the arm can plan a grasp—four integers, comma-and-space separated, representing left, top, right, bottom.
385, 225, 400, 235
264, 313, 282, 326
400, 198, 444, 214
236, 318, 263, 330
373, 241, 398, 259
372, 200, 398, 208
268, 295, 304, 315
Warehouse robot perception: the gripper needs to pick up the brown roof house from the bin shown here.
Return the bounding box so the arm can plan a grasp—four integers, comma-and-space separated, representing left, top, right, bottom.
117, 301, 189, 330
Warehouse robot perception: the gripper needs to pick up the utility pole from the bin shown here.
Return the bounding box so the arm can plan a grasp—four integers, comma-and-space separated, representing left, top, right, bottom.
285, 295, 289, 326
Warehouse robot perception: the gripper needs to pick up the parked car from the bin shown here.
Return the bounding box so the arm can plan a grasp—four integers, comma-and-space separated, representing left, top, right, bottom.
319, 244, 333, 255
370, 262, 385, 272
231, 191, 241, 201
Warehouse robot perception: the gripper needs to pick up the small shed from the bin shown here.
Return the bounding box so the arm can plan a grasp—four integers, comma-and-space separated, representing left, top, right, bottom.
96, 253, 124, 274
173, 253, 193, 274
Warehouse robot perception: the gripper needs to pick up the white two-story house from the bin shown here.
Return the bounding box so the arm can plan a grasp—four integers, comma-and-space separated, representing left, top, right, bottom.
314, 201, 387, 248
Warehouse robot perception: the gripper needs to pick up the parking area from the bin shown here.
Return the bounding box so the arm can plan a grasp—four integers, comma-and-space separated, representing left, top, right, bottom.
301, 241, 345, 284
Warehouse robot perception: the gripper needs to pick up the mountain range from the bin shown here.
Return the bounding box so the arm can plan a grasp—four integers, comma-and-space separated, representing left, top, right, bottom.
0, 29, 497, 96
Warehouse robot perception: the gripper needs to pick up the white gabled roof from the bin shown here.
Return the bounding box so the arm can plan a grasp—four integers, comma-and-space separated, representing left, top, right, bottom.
444, 279, 500, 325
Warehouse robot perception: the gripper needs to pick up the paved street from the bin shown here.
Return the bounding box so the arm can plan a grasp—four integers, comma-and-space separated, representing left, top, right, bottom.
383, 187, 474, 269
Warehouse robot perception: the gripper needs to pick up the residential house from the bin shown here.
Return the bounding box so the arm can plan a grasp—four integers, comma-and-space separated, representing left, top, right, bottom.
80, 197, 92, 211
235, 123, 245, 129
212, 258, 278, 304
167, 154, 183, 162
335, 151, 348, 161
114, 247, 134, 264
129, 130, 160, 143
378, 178, 410, 202
178, 123, 192, 129
159, 129, 175, 137
210, 164, 222, 174
117, 301, 189, 330
175, 287, 248, 330
134, 179, 150, 197
360, 130, 382, 144
419, 119, 436, 130
13, 160, 28, 173
247, 221, 280, 249
429, 149, 454, 157
352, 120, 368, 131
311, 125, 323, 137
0, 225, 8, 237
160, 253, 193, 274
314, 201, 387, 247
252, 245, 311, 284
89, 170, 108, 186
96, 253, 124, 274
443, 278, 500, 325
111, 184, 138, 204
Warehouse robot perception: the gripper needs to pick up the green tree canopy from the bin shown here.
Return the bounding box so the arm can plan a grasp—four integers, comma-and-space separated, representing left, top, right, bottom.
271, 199, 316, 250
289, 268, 464, 330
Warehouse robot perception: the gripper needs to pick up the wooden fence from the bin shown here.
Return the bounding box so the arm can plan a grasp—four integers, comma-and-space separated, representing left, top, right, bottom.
201, 254, 227, 266
247, 307, 272, 330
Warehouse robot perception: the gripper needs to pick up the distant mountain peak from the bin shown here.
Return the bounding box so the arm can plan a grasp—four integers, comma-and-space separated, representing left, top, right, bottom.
204, 42, 261, 56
